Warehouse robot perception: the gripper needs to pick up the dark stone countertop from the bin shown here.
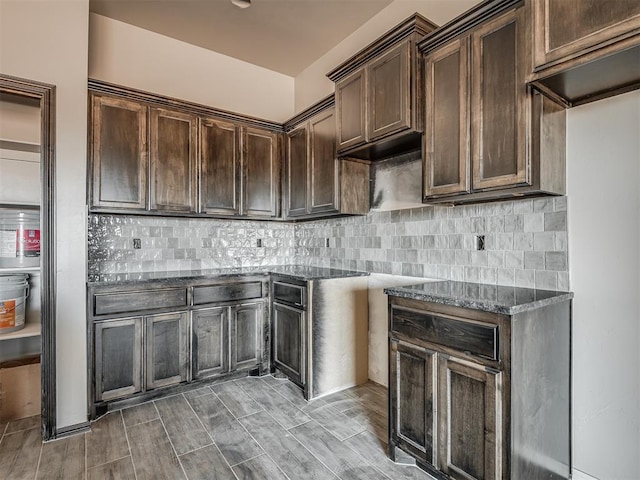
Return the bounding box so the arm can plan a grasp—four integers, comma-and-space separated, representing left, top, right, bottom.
384, 280, 573, 315
87, 265, 369, 287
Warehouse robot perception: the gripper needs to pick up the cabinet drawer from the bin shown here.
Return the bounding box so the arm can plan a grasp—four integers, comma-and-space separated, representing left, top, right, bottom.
391, 306, 498, 361
94, 288, 188, 316
193, 282, 262, 305
273, 281, 306, 308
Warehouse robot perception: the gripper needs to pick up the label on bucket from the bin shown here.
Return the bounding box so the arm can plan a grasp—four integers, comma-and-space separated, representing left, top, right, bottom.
18, 229, 40, 257
0, 230, 15, 258
0, 299, 17, 328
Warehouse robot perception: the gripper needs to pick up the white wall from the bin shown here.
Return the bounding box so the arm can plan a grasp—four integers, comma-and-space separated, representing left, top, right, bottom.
89, 13, 295, 123
0, 0, 90, 428
567, 90, 640, 480
294, 0, 480, 111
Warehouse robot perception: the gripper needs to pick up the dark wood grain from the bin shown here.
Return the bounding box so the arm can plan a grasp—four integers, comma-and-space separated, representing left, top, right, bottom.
391, 307, 498, 361
86, 412, 130, 468
272, 281, 305, 307
192, 307, 228, 380
0, 428, 42, 480
211, 381, 263, 418
36, 433, 84, 480
285, 126, 309, 217
149, 108, 197, 212
154, 394, 212, 455
121, 402, 158, 427
308, 108, 339, 214
240, 411, 337, 480
91, 95, 147, 209
272, 302, 305, 386
336, 70, 367, 150
230, 302, 262, 371
424, 37, 470, 198
145, 312, 189, 389
243, 127, 279, 218
87, 457, 136, 480
94, 318, 143, 401
200, 118, 241, 216
193, 282, 262, 305
127, 419, 186, 480
187, 392, 264, 466
368, 41, 410, 140
94, 288, 187, 316
340, 159, 370, 215
179, 444, 236, 480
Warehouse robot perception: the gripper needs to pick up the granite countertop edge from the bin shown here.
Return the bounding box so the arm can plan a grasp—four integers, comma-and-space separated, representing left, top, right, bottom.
385, 282, 574, 315
87, 265, 370, 286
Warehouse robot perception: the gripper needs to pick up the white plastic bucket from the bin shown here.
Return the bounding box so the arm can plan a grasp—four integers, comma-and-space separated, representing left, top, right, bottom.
0, 210, 40, 268
0, 274, 30, 334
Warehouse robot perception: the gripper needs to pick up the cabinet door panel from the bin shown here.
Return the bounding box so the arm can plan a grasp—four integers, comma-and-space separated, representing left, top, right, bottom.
472, 9, 528, 191
309, 109, 339, 214
192, 307, 228, 380
336, 70, 366, 151
439, 357, 500, 480
272, 302, 305, 386
243, 127, 279, 218
200, 118, 240, 215
535, 0, 640, 66
368, 42, 411, 140
149, 108, 197, 212
390, 339, 435, 464
285, 126, 309, 217
95, 317, 143, 402
91, 96, 147, 209
230, 302, 263, 371
424, 38, 470, 198
145, 312, 189, 390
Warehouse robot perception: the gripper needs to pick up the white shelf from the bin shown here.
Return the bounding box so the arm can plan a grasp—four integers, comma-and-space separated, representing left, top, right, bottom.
0, 321, 41, 341
0, 266, 40, 274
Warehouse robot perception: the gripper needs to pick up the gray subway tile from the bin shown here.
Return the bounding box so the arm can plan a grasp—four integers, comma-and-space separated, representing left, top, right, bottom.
544, 211, 567, 231
545, 252, 568, 271
524, 251, 545, 270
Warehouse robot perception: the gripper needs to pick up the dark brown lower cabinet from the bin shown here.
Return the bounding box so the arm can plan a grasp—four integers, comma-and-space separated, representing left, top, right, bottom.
230, 302, 263, 371
272, 301, 305, 387
94, 317, 143, 402
388, 295, 571, 480
191, 307, 228, 380
145, 312, 189, 389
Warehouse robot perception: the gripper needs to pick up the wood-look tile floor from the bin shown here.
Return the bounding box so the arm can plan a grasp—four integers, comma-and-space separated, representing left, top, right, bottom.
0, 377, 435, 480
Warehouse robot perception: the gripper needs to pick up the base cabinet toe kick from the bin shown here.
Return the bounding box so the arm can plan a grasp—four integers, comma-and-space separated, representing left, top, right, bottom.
387, 287, 572, 480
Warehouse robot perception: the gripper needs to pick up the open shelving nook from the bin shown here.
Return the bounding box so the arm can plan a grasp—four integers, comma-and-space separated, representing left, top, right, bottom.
0, 74, 56, 440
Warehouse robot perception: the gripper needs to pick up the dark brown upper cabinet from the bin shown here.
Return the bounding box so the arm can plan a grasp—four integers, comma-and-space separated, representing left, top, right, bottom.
420, 0, 567, 205
529, 0, 640, 107
91, 95, 148, 210
88, 81, 283, 219
283, 96, 369, 221
328, 14, 437, 160
149, 108, 197, 212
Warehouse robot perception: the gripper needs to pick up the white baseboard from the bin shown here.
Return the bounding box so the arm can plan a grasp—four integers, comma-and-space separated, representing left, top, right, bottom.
572, 469, 599, 480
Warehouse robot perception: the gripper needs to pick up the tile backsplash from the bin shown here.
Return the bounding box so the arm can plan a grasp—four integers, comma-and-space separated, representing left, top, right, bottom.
88, 197, 569, 289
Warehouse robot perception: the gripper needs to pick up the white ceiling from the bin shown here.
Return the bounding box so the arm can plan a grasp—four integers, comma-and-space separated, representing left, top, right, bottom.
89, 0, 395, 77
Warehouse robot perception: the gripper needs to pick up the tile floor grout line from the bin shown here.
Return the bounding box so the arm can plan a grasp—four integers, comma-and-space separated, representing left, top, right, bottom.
121, 409, 140, 480
84, 453, 132, 471
152, 397, 189, 480
285, 419, 345, 480
182, 390, 242, 480
211, 384, 264, 421
84, 431, 87, 480
33, 434, 44, 480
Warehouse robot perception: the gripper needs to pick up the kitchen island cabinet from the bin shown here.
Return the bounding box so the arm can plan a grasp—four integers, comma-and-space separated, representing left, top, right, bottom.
386, 281, 572, 480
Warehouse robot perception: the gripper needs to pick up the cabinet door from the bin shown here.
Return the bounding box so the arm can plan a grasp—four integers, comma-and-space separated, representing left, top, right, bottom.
285, 126, 309, 218
368, 41, 411, 141
389, 339, 436, 465
230, 301, 263, 371
272, 302, 305, 386
192, 307, 228, 380
242, 127, 280, 218
149, 108, 197, 212
145, 312, 189, 390
91, 95, 147, 209
200, 118, 241, 215
471, 8, 529, 191
424, 37, 470, 198
438, 356, 501, 480
309, 108, 339, 214
533, 0, 640, 67
94, 317, 143, 402
335, 69, 367, 151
